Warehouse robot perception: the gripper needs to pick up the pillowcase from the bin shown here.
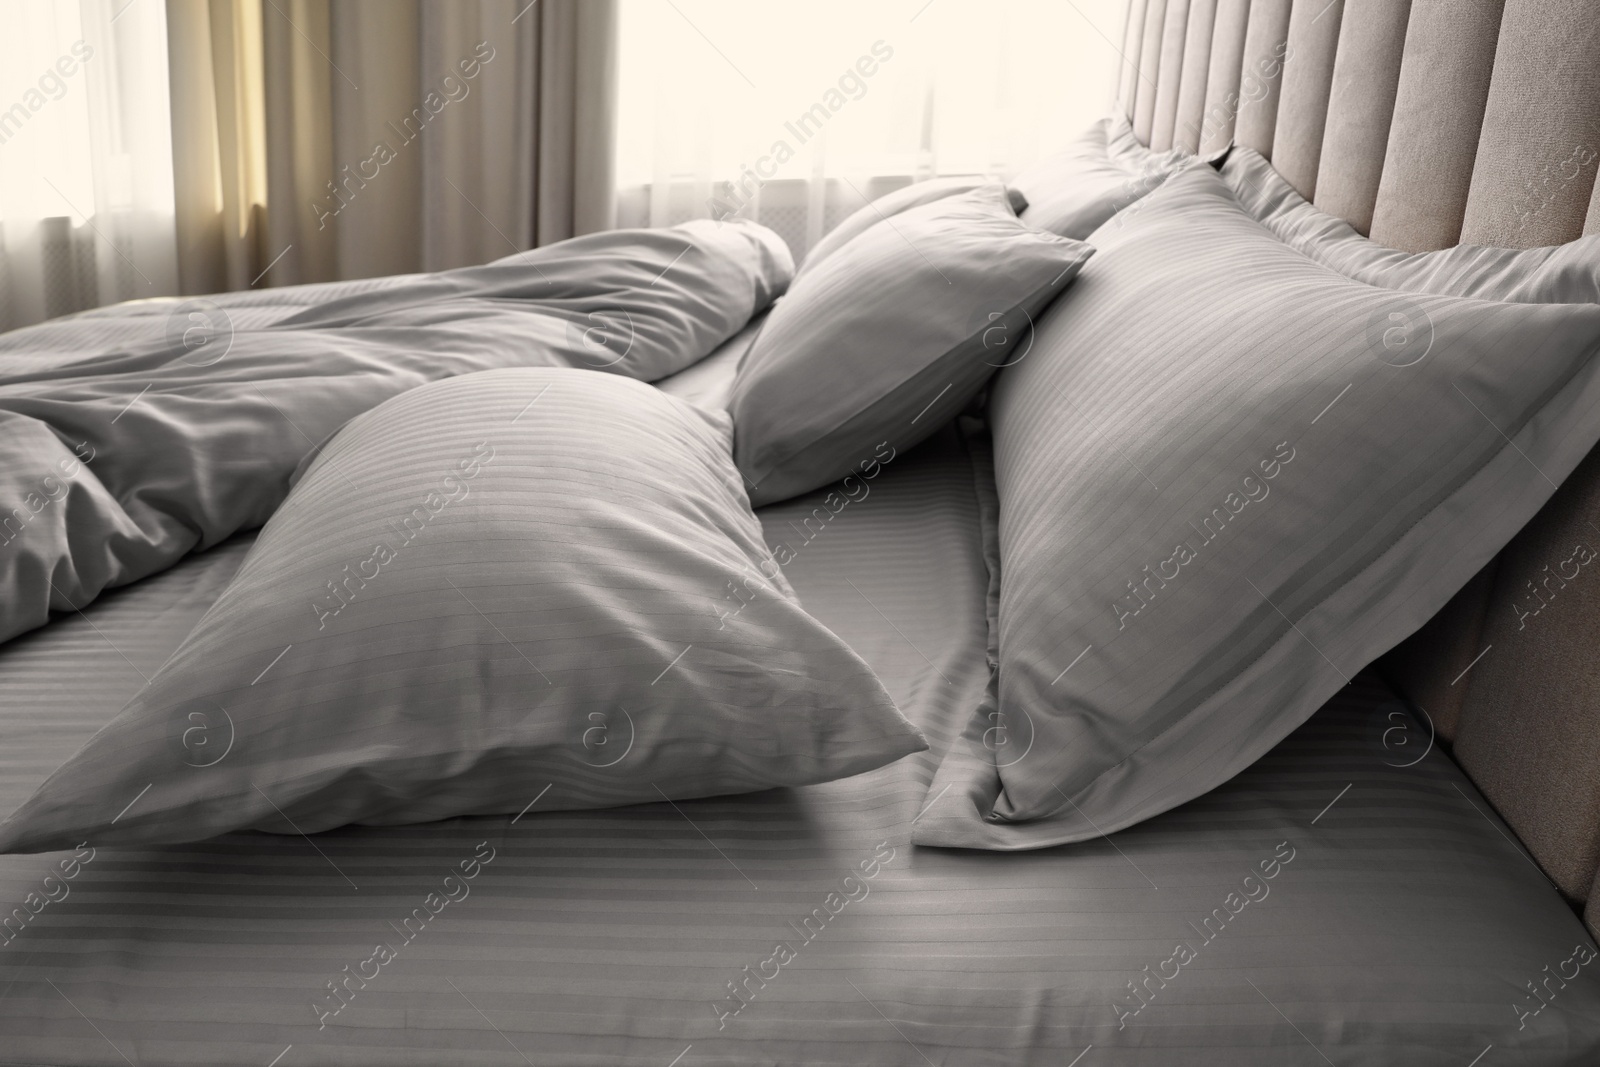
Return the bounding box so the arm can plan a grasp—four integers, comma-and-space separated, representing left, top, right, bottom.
800, 177, 1028, 276
0, 368, 925, 853
730, 185, 1093, 507
912, 158, 1600, 851
1010, 114, 1189, 238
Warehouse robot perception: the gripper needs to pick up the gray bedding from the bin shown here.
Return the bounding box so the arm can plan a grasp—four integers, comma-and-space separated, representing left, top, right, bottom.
0, 220, 790, 649
0, 396, 1596, 1065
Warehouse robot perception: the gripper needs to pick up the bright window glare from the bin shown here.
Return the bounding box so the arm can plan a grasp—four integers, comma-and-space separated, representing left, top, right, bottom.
617, 0, 1129, 191
0, 0, 177, 327
0, 2, 98, 223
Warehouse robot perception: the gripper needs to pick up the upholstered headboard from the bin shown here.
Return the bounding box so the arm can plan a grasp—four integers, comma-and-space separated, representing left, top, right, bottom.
1112, 0, 1600, 927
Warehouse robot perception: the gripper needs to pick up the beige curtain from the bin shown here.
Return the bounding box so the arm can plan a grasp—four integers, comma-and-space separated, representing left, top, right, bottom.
166, 0, 617, 292
166, 0, 270, 295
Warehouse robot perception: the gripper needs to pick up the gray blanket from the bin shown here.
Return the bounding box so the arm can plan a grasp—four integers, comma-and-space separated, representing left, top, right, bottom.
0, 219, 791, 646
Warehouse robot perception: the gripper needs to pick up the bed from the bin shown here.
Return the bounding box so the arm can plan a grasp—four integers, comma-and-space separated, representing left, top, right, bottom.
4, 1, 1600, 1064
0, 395, 1588, 1066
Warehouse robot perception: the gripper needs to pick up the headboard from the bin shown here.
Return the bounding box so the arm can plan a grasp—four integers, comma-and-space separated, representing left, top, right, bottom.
1112, 0, 1600, 928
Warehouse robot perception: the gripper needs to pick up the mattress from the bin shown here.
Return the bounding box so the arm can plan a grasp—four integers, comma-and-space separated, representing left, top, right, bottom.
0, 402, 1596, 1065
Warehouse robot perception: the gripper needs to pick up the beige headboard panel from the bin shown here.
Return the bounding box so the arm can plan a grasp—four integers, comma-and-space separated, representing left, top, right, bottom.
1164, 0, 1216, 152
1233, 0, 1291, 156
1269, 0, 1339, 199
1148, 0, 1190, 149
1112, 0, 1600, 924
1369, 0, 1504, 249
1316, 0, 1411, 235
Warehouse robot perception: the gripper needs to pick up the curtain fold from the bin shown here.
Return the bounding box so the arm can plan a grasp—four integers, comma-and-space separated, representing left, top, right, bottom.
327, 0, 423, 280
244, 0, 618, 286
5, 0, 619, 318
166, 0, 269, 295
418, 0, 537, 270
260, 0, 336, 285
536, 0, 618, 245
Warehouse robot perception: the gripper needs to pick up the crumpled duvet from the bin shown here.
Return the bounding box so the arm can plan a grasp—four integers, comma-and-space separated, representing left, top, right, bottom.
0, 218, 791, 646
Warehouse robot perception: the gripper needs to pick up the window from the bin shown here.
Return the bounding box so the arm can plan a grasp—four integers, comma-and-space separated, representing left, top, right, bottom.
0, 0, 176, 329
616, 0, 1127, 261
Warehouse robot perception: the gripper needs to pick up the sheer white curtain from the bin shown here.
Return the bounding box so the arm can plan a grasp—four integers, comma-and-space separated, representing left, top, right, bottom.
0, 0, 179, 331
616, 0, 1129, 262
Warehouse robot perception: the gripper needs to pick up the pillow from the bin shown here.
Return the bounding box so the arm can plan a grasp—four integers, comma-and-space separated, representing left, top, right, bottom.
1223, 146, 1600, 303
0, 368, 925, 853
1011, 114, 1189, 238
730, 185, 1093, 507
800, 177, 1028, 275
912, 159, 1600, 851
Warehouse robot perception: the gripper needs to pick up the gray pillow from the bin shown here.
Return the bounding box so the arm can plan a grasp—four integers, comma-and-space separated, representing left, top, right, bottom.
730, 185, 1093, 507
1012, 114, 1189, 238
913, 159, 1600, 850
800, 176, 1028, 276
0, 368, 925, 853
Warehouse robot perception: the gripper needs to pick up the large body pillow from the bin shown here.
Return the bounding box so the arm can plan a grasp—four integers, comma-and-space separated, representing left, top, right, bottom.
731, 185, 1093, 506
0, 368, 924, 853
914, 157, 1600, 850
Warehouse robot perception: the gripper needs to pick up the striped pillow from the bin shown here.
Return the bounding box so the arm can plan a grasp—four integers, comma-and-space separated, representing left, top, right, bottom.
0, 368, 924, 853
913, 161, 1600, 850
798, 177, 1029, 277
731, 185, 1093, 506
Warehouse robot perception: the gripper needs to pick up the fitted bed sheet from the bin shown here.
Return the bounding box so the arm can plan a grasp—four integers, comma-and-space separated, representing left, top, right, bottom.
0, 401, 1596, 1065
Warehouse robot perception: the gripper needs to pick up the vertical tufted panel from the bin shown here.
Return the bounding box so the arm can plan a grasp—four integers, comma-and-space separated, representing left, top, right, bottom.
1379, 562, 1498, 745
1111, 0, 1132, 111
1369, 0, 1506, 251
1150, 0, 1193, 150
1232, 0, 1292, 157
1460, 0, 1600, 249
1118, 0, 1151, 119
1453, 445, 1600, 903
1172, 0, 1219, 153
1120, 0, 1145, 117
1198, 0, 1253, 155
1271, 0, 1344, 199
1313, 0, 1412, 235
1133, 0, 1171, 143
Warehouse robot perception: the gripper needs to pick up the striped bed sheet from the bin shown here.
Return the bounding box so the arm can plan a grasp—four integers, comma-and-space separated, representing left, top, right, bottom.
0, 408, 1595, 1065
